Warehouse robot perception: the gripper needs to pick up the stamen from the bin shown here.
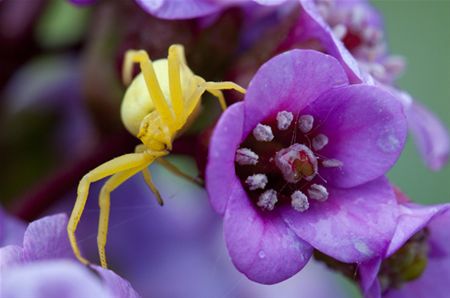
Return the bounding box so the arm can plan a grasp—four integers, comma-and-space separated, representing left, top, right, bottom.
276, 111, 294, 130
332, 24, 347, 40
312, 134, 329, 151
350, 6, 365, 28
253, 124, 274, 142
298, 115, 314, 133
236, 148, 259, 165
322, 159, 343, 168
257, 189, 278, 211
291, 191, 310, 212
362, 27, 383, 44
245, 174, 268, 191
275, 143, 318, 183
308, 184, 329, 202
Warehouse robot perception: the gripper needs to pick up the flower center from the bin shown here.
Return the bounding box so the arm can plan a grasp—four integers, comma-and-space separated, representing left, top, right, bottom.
235, 110, 342, 212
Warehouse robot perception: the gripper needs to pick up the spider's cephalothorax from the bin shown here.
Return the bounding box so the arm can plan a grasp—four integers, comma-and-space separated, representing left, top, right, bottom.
67, 45, 246, 268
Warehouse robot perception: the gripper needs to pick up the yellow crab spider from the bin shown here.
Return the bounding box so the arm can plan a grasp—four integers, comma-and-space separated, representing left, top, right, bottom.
67, 44, 246, 268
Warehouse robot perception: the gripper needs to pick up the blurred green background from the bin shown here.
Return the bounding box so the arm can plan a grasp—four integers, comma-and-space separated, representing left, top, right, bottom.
375, 0, 450, 204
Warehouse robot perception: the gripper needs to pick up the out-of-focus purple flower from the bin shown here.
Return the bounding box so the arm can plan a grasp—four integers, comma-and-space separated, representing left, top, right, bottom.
134, 0, 288, 19
309, 0, 404, 83
69, 0, 98, 6
0, 212, 139, 298
291, 0, 449, 170
3, 56, 96, 159
206, 49, 407, 284
406, 100, 450, 171
359, 190, 450, 298
0, 207, 26, 247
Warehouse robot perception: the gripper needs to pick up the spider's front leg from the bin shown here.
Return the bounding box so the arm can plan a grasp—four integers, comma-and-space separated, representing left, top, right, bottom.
97, 150, 165, 268
67, 151, 163, 265
185, 78, 247, 115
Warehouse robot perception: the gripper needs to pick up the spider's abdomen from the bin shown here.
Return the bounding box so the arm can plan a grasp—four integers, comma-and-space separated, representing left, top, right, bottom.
121, 59, 195, 136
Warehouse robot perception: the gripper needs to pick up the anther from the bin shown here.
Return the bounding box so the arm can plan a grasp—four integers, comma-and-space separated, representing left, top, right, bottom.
350, 6, 365, 28
245, 174, 268, 191
276, 111, 294, 130
298, 115, 314, 133
253, 124, 274, 142
257, 189, 278, 211
312, 134, 329, 151
322, 159, 343, 168
332, 24, 347, 40
236, 148, 259, 165
291, 191, 310, 212
308, 184, 329, 202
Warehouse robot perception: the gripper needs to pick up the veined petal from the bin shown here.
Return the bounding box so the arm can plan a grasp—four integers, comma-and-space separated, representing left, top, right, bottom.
281, 177, 397, 263
243, 49, 348, 136
206, 102, 245, 214
386, 203, 450, 257
303, 84, 407, 188
22, 214, 73, 262
224, 183, 312, 284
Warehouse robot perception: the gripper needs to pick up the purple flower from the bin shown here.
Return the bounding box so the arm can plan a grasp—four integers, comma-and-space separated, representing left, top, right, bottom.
287, 0, 449, 170
134, 0, 288, 19
359, 191, 450, 298
206, 49, 407, 284
0, 212, 139, 298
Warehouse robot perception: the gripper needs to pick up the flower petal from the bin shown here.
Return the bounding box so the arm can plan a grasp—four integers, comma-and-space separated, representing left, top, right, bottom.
243, 49, 348, 136
0, 245, 23, 271
206, 102, 245, 214
359, 258, 382, 298
224, 183, 312, 284
386, 203, 450, 257
135, 0, 222, 19
0, 207, 26, 247
297, 0, 368, 83
304, 84, 407, 188
407, 101, 449, 171
281, 177, 397, 263
1, 260, 111, 298
22, 214, 73, 262
94, 265, 141, 298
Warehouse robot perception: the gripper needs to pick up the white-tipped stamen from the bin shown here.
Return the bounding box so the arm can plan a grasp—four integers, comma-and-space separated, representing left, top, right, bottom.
298, 115, 314, 133
257, 189, 278, 211
350, 6, 364, 28
276, 111, 294, 130
245, 174, 268, 191
291, 191, 310, 212
312, 134, 329, 151
236, 148, 259, 165
253, 124, 274, 142
322, 159, 343, 168
332, 24, 347, 40
383, 56, 405, 76
308, 184, 329, 202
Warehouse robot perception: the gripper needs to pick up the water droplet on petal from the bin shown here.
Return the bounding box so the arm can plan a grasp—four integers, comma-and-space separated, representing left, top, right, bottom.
258, 250, 266, 259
